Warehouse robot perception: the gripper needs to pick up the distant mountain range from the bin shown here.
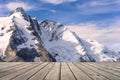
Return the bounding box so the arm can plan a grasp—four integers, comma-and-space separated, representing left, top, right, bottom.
0, 7, 119, 62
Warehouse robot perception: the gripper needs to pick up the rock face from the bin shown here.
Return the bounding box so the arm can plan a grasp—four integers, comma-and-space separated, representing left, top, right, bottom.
39, 20, 118, 62
0, 7, 54, 62
0, 7, 119, 62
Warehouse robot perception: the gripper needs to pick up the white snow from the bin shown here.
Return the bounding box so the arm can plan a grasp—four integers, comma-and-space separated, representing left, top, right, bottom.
34, 57, 41, 62
0, 17, 14, 57
0, 8, 118, 62
13, 17, 38, 50
0, 10, 40, 60
39, 21, 84, 61
39, 20, 118, 62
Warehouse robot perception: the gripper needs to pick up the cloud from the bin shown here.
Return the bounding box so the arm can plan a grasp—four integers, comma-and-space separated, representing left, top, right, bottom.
40, 0, 76, 5
6, 1, 35, 11
67, 19, 120, 51
77, 0, 120, 14
49, 9, 56, 13
0, 1, 36, 16
40, 8, 57, 13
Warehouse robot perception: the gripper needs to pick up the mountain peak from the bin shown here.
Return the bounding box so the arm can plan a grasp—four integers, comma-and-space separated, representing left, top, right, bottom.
9, 7, 25, 16
8, 7, 29, 21
41, 19, 58, 25
14, 7, 25, 13
0, 7, 119, 62
40, 19, 64, 29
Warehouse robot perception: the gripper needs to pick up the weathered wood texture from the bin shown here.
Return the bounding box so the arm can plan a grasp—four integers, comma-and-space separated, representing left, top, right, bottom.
0, 62, 120, 80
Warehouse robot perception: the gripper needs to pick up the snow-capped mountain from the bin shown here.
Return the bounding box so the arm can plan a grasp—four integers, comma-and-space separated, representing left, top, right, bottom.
0, 7, 119, 62
0, 7, 54, 62
39, 20, 118, 62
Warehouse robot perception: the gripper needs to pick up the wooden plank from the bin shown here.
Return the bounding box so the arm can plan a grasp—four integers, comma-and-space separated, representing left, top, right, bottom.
28, 62, 54, 80
0, 63, 26, 73
97, 63, 120, 69
88, 63, 120, 77
12, 63, 48, 80
95, 63, 120, 71
82, 63, 120, 80
45, 62, 60, 80
0, 63, 22, 72
0, 63, 40, 80
61, 63, 76, 80
0, 63, 31, 78
0, 62, 21, 70
68, 63, 91, 80
74, 63, 109, 80
0, 62, 120, 80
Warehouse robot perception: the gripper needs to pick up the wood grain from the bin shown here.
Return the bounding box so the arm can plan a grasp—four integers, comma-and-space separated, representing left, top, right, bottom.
0, 62, 120, 80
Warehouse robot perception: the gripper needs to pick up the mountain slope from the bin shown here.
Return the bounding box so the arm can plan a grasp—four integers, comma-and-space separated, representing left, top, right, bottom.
0, 7, 119, 62
39, 20, 118, 62
0, 7, 54, 62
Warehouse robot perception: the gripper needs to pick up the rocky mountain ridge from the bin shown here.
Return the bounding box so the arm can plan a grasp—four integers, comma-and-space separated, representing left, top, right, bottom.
0, 7, 119, 62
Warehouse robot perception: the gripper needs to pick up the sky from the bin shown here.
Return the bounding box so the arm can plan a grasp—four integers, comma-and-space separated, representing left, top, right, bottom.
0, 0, 120, 51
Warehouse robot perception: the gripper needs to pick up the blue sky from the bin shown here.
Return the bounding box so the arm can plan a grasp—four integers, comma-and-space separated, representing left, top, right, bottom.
0, 0, 120, 25
0, 0, 120, 51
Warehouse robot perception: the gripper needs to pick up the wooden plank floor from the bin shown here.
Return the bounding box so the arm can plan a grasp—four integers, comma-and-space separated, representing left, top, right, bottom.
0, 62, 120, 80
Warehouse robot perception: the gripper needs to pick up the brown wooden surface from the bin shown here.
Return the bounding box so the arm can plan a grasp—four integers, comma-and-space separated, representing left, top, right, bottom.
0, 62, 120, 80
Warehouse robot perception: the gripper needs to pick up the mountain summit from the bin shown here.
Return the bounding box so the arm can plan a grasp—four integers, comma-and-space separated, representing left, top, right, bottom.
0, 7, 119, 62
9, 7, 25, 15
